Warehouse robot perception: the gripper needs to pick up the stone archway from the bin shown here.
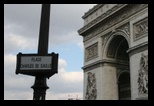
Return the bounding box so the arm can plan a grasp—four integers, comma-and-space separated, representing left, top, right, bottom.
105, 34, 131, 100
118, 71, 131, 100
79, 4, 148, 100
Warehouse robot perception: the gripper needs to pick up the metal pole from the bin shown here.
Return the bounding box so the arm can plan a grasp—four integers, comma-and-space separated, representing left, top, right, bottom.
38, 4, 50, 55
31, 76, 49, 100
31, 4, 51, 100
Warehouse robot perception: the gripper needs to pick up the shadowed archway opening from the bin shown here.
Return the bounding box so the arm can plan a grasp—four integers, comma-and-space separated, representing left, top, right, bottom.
118, 72, 131, 100
107, 35, 131, 100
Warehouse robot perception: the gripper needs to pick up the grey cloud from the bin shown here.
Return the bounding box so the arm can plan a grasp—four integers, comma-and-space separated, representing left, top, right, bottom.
4, 4, 41, 38
50, 4, 96, 35
4, 4, 96, 47
4, 4, 95, 100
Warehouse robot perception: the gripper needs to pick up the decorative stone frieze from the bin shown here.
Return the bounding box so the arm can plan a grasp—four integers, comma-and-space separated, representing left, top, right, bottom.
133, 18, 148, 41
80, 4, 148, 42
79, 4, 126, 35
138, 53, 148, 94
85, 43, 98, 61
85, 72, 97, 100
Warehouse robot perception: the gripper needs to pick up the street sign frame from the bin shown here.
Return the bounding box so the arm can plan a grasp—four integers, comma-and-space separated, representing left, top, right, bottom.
16, 52, 58, 78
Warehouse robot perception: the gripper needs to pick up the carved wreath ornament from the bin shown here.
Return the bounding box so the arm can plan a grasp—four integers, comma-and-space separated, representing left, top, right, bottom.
85, 72, 97, 100
138, 53, 148, 94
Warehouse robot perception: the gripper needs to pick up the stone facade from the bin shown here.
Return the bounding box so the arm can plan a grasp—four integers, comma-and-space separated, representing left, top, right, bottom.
78, 4, 148, 100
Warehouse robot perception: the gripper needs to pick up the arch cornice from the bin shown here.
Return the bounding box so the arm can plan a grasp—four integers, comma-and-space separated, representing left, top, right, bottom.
113, 29, 130, 46
103, 30, 130, 59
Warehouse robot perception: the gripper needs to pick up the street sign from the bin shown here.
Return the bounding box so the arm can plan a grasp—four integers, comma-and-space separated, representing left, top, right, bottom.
15, 4, 58, 100
16, 52, 58, 78
20, 56, 52, 70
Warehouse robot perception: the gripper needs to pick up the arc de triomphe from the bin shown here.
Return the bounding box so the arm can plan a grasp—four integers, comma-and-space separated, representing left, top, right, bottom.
78, 4, 148, 100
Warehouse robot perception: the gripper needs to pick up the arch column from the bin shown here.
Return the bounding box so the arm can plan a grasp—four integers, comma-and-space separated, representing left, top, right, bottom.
101, 33, 130, 100
101, 64, 119, 100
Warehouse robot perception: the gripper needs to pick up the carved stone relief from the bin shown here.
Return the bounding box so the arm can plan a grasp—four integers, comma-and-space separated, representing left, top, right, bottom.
138, 53, 148, 94
102, 32, 112, 47
85, 72, 97, 100
80, 4, 148, 42
85, 43, 98, 61
133, 18, 148, 41
116, 23, 130, 36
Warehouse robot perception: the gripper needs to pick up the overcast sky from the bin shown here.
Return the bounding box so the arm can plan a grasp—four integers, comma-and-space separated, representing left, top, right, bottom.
4, 4, 96, 100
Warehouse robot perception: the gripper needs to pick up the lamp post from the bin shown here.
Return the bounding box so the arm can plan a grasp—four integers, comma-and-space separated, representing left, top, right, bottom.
31, 4, 50, 100
16, 4, 58, 100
